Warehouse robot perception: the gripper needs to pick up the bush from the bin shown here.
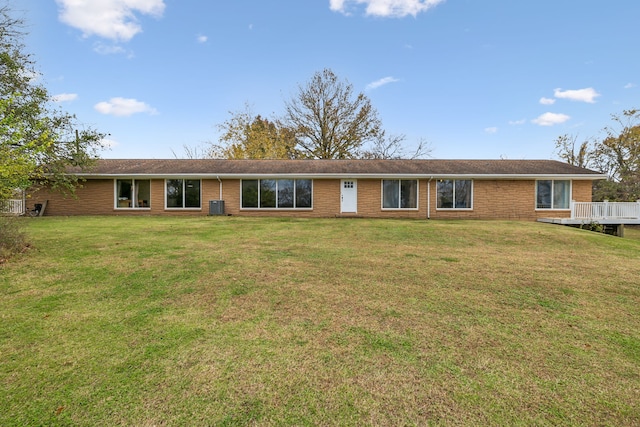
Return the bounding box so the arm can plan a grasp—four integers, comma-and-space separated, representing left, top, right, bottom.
583, 221, 604, 233
0, 216, 27, 262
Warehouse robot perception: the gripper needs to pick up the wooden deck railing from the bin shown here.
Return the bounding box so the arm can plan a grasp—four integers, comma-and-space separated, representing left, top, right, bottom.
571, 201, 640, 220
0, 199, 25, 215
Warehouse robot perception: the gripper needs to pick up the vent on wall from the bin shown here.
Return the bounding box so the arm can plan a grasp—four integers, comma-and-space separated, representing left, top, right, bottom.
209, 200, 225, 215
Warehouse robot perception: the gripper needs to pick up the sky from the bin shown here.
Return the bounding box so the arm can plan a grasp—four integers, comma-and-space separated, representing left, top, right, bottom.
16, 0, 640, 160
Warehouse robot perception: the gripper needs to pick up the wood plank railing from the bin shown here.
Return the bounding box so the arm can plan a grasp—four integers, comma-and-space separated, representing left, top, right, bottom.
571, 201, 640, 220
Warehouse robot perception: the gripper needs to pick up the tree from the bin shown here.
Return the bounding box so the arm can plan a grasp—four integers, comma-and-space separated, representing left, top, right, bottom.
0, 4, 105, 201
360, 132, 432, 159
554, 133, 594, 169
208, 104, 299, 159
283, 68, 382, 159
554, 109, 640, 201
592, 109, 640, 201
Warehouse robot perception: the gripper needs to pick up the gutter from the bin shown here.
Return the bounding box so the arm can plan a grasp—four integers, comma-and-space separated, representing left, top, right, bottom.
427, 176, 433, 220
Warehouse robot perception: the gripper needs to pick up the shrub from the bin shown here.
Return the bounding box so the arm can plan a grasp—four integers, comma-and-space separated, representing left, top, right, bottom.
0, 216, 27, 262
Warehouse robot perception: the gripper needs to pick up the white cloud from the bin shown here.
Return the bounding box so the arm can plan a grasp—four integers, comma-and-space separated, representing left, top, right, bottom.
553, 87, 600, 103
330, 0, 445, 17
94, 97, 158, 117
484, 127, 498, 134
56, 0, 166, 42
531, 112, 570, 127
51, 93, 78, 103
197, 35, 208, 43
365, 76, 399, 91
93, 42, 130, 56
624, 83, 636, 89
539, 97, 555, 105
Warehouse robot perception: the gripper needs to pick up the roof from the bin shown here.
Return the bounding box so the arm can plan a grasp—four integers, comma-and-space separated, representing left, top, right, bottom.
72, 159, 606, 180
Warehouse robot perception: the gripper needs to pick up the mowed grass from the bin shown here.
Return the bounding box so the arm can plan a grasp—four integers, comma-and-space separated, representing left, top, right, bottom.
1, 217, 639, 426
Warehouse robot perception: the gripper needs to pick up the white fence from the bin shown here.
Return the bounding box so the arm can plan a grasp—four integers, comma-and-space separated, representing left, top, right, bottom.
571, 201, 640, 220
0, 199, 25, 215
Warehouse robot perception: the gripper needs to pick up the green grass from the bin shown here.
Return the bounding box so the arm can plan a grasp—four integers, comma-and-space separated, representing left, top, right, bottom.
1, 217, 639, 426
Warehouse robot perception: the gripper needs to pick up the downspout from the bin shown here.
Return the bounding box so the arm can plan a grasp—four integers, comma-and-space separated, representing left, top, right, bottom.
217, 176, 222, 200
427, 176, 433, 219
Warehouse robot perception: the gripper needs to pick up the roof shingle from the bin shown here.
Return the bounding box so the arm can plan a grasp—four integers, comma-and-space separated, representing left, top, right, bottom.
72, 159, 604, 178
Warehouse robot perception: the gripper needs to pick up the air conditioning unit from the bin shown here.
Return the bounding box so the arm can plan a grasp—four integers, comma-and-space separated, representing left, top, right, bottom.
209, 200, 225, 215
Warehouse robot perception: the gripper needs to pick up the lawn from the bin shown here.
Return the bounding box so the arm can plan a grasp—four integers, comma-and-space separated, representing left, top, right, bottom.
1, 217, 639, 426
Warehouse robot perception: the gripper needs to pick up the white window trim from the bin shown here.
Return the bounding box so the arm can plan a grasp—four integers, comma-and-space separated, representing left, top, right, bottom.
535, 179, 572, 211
436, 179, 474, 210
114, 179, 151, 210
380, 179, 420, 210
164, 179, 202, 210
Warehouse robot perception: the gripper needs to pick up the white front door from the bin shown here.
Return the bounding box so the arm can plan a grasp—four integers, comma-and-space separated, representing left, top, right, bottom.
341, 180, 357, 213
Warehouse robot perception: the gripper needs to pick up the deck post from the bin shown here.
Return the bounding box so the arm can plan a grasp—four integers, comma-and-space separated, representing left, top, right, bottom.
570, 200, 576, 219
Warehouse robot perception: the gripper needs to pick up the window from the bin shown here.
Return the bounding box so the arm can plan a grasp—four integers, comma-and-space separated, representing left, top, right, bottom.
382, 180, 418, 209
536, 180, 570, 209
166, 179, 201, 209
241, 179, 312, 209
115, 179, 150, 209
437, 179, 472, 209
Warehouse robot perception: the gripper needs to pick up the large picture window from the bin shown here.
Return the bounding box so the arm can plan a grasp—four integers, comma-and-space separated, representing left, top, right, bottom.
241, 179, 312, 209
437, 179, 472, 209
536, 180, 570, 209
115, 179, 150, 209
166, 179, 201, 209
382, 180, 418, 209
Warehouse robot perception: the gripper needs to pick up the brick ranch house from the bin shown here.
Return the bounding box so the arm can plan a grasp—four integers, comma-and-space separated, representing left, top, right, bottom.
29, 159, 605, 219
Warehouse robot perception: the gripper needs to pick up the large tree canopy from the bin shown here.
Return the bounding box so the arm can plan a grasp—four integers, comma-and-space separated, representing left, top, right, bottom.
210, 104, 299, 159
204, 69, 431, 161
283, 68, 382, 159
0, 4, 104, 201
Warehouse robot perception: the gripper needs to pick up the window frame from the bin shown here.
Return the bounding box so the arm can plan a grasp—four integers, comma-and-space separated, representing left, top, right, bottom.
114, 179, 151, 210
436, 179, 473, 210
241, 179, 313, 210
381, 179, 419, 210
164, 179, 202, 210
535, 179, 571, 210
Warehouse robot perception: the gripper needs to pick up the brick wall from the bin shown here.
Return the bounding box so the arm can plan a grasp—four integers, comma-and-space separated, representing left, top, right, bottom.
31, 177, 595, 219
30, 180, 114, 216
427, 180, 593, 220
429, 180, 540, 220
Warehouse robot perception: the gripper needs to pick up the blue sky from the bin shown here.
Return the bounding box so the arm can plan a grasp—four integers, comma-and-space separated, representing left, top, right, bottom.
19, 0, 640, 160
